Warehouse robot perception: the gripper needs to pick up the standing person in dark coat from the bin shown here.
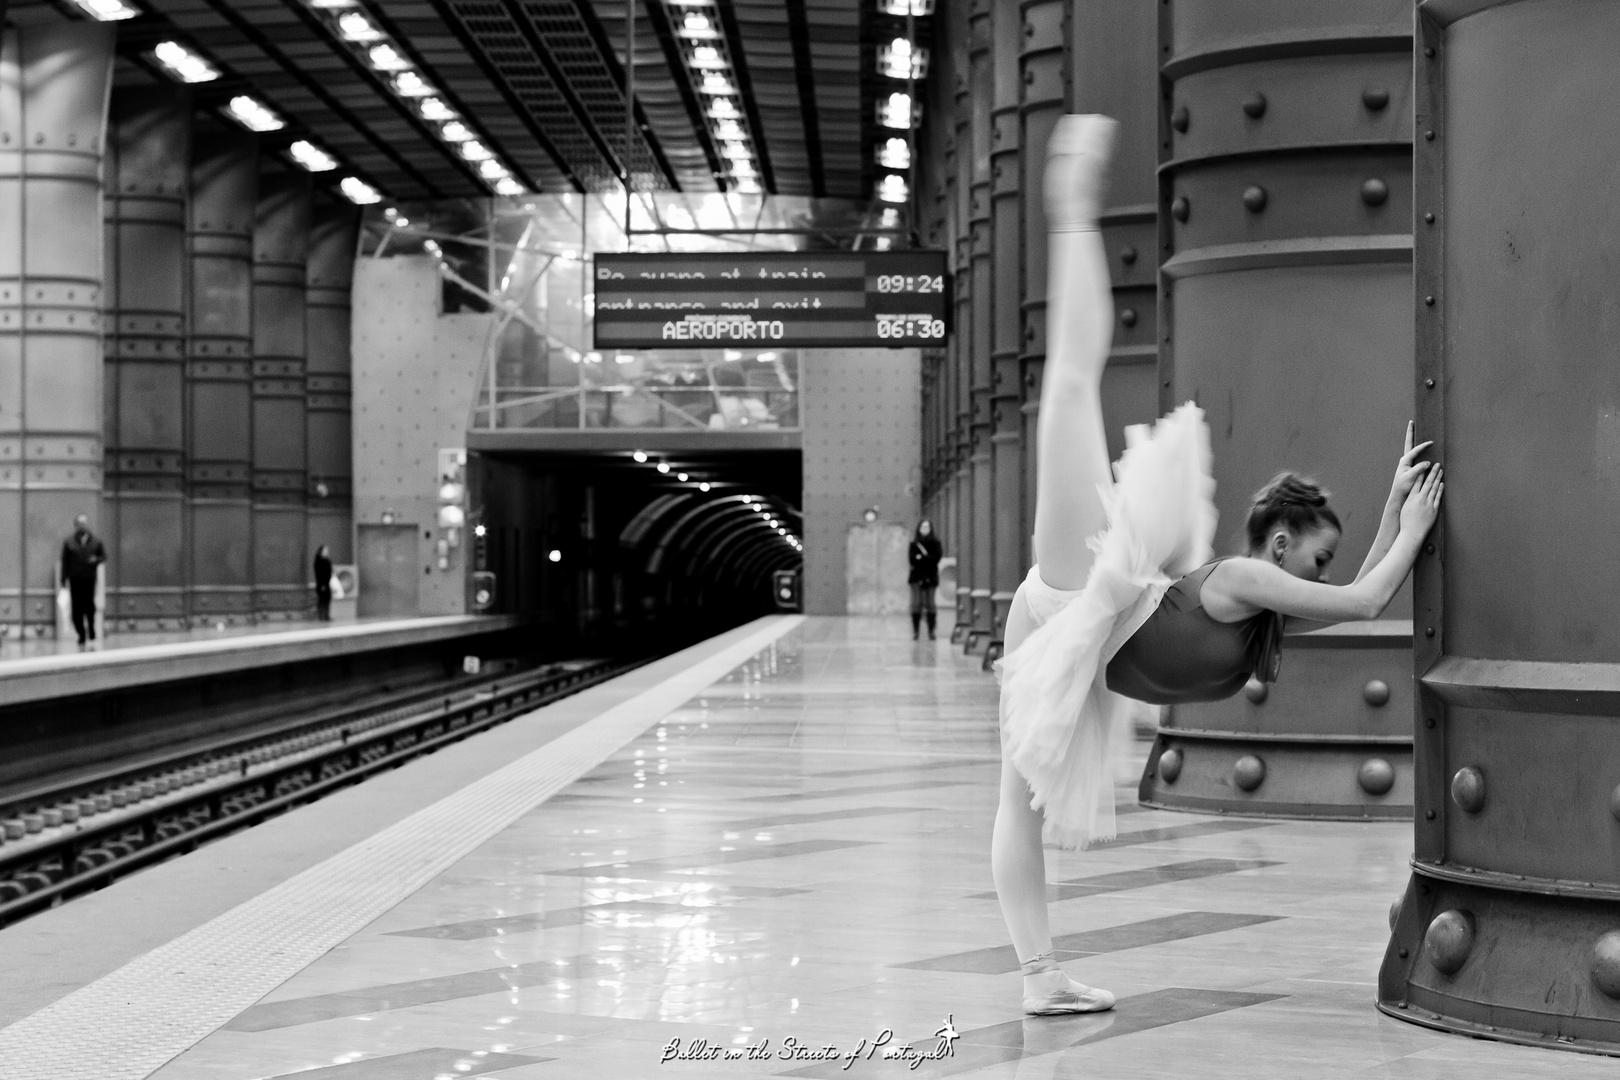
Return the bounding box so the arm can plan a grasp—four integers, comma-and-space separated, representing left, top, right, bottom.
59, 514, 106, 647
908, 519, 944, 640
313, 544, 334, 621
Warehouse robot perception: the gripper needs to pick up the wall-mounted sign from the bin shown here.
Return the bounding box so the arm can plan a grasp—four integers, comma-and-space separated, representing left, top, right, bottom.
591, 251, 950, 349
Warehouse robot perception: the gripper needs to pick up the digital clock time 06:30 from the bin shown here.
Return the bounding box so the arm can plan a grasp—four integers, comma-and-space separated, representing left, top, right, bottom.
875, 314, 947, 339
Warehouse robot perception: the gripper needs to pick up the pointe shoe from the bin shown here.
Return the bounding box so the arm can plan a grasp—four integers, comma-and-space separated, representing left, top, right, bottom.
1022, 976, 1116, 1016
1043, 113, 1118, 232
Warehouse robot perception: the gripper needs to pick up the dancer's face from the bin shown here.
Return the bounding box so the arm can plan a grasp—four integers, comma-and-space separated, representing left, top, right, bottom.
1271, 525, 1340, 583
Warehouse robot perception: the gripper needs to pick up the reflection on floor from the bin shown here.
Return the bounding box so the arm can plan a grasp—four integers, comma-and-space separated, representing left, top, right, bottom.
146, 616, 1606, 1079
0, 617, 338, 663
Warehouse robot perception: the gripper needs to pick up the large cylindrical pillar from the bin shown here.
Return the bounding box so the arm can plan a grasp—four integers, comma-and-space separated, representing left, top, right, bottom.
0, 23, 113, 638
1072, 1, 1159, 465
947, 1, 975, 642
1017, 0, 1066, 580
103, 85, 189, 631
963, 0, 995, 654
985, 0, 1023, 664
251, 165, 311, 618
1379, 1, 1620, 1052
1139, 0, 1416, 819
187, 122, 257, 625
306, 195, 357, 568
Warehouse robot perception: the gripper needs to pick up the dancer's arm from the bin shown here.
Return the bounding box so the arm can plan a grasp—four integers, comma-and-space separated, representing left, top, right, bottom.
1212, 464, 1443, 622
1352, 423, 1433, 587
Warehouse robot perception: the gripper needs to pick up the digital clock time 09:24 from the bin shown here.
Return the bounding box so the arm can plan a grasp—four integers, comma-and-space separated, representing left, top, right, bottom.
874, 274, 945, 294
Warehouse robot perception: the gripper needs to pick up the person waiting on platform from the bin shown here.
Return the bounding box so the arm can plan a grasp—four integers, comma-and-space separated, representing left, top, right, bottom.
314, 545, 334, 622
908, 519, 943, 640
59, 514, 106, 648
991, 114, 1444, 1018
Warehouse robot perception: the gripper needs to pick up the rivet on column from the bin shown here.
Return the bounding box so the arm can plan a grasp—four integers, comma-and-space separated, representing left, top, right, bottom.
1120, 245, 1137, 265
1171, 105, 1189, 132
1362, 88, 1390, 111
1158, 747, 1183, 784
1388, 893, 1403, 931
1363, 679, 1390, 706
1608, 782, 1620, 823
1241, 92, 1266, 118
1233, 755, 1266, 792
1242, 185, 1267, 212
1451, 766, 1486, 813
1424, 910, 1475, 975
1244, 676, 1267, 703
1592, 931, 1620, 999
1120, 308, 1137, 328
1359, 758, 1396, 796
1361, 178, 1389, 206
1171, 196, 1190, 222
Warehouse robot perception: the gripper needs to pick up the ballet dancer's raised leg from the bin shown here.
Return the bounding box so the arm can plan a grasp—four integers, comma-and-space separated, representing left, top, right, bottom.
991, 114, 1119, 1015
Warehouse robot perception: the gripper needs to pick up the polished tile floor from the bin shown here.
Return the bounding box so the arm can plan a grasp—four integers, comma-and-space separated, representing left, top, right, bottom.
142, 617, 1610, 1079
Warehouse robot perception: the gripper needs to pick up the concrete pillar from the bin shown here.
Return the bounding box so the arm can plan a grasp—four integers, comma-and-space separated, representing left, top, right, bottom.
251, 165, 311, 618
306, 196, 357, 568
1140, 0, 1415, 817
103, 85, 189, 631
0, 23, 113, 638
985, 0, 1023, 663
1379, 0, 1620, 1051
187, 122, 257, 625
1018, 0, 1067, 576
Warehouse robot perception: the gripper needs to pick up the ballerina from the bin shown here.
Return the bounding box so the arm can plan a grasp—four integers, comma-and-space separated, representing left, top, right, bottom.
993, 114, 1443, 1016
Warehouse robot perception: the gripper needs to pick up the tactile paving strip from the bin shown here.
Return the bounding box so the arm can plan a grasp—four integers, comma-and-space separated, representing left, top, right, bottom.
0, 615, 804, 1080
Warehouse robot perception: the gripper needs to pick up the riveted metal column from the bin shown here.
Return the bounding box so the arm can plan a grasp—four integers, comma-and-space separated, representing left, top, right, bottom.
306, 195, 357, 567
1379, 1, 1620, 1053
985, 0, 1023, 666
103, 85, 190, 631
1140, 0, 1415, 820
963, 0, 995, 655
1072, 0, 1159, 465
251, 166, 312, 618
0, 23, 113, 638
947, 7, 975, 644
187, 122, 257, 625
1017, 0, 1066, 576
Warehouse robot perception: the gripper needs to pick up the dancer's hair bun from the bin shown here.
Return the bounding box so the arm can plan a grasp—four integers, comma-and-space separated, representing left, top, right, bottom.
1245, 472, 1341, 551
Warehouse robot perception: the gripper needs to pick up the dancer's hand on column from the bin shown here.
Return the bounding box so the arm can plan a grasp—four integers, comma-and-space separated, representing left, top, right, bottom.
1388, 421, 1435, 506
1398, 461, 1444, 536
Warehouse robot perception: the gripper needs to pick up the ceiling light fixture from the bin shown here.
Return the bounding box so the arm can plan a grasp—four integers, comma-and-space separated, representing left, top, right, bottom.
494, 178, 527, 196
368, 44, 410, 72
151, 41, 220, 84
71, 0, 139, 20
708, 99, 740, 120
679, 12, 719, 39
339, 177, 382, 204
440, 121, 474, 142
479, 160, 509, 180
876, 174, 910, 203
458, 140, 493, 162
689, 46, 726, 69
288, 140, 339, 172
419, 97, 456, 122
224, 95, 285, 132
702, 73, 737, 95
337, 11, 383, 42
877, 137, 911, 170
878, 0, 935, 14
878, 38, 929, 80
393, 71, 436, 97
877, 91, 916, 130
657, 462, 671, 474
699, 482, 711, 492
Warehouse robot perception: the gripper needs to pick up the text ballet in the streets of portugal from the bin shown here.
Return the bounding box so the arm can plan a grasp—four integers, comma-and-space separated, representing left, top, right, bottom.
591, 251, 951, 349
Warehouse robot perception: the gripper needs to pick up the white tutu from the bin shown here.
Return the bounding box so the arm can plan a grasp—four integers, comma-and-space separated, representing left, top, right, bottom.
994, 402, 1217, 850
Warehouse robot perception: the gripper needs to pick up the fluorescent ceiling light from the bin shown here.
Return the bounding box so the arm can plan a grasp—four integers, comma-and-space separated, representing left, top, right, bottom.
478, 159, 508, 179
288, 140, 339, 172
394, 71, 435, 97
419, 97, 456, 121
494, 178, 526, 196
876, 174, 909, 203
877, 91, 915, 130
708, 99, 740, 120
339, 176, 382, 204
72, 0, 140, 20
689, 46, 726, 69
338, 12, 383, 42
877, 136, 910, 170
714, 119, 744, 140
679, 12, 719, 39
368, 44, 410, 72
878, 38, 929, 80
151, 41, 219, 84
459, 140, 493, 162
440, 121, 474, 142
224, 96, 284, 132
702, 73, 736, 95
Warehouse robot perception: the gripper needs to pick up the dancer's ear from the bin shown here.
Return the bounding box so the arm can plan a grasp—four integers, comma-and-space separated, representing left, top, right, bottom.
1270, 531, 1288, 566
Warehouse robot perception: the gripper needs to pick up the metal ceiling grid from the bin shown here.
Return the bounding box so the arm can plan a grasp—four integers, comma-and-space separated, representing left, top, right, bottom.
729, 0, 812, 197
803, 0, 864, 196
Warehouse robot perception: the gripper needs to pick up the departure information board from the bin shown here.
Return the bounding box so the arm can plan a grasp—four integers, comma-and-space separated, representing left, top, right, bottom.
591, 251, 950, 349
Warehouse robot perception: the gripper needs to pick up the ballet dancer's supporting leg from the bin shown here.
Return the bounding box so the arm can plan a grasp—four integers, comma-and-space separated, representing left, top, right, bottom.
991, 114, 1119, 1014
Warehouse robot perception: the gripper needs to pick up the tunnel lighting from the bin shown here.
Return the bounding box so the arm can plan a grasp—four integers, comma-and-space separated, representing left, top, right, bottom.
288, 140, 339, 172
877, 137, 911, 170
877, 174, 910, 204
478, 160, 509, 180
224, 96, 285, 133
338, 11, 383, 42
423, 239, 442, 255
459, 140, 493, 162
679, 12, 719, 39
368, 44, 410, 72
874, 236, 893, 251
878, 91, 916, 130
440, 121, 474, 142
758, 351, 780, 362
151, 41, 220, 84
702, 73, 737, 95
419, 97, 456, 122
548, 549, 562, 563
339, 176, 382, 205
473, 523, 486, 537
494, 178, 526, 197
72, 0, 139, 20
880, 207, 901, 227
878, 38, 929, 80
689, 46, 726, 70
393, 71, 436, 97
632, 450, 648, 462
708, 99, 740, 120
657, 462, 671, 474
677, 473, 689, 482
699, 482, 711, 492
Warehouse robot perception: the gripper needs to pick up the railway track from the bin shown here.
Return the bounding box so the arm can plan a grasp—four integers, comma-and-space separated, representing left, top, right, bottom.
0, 655, 644, 927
